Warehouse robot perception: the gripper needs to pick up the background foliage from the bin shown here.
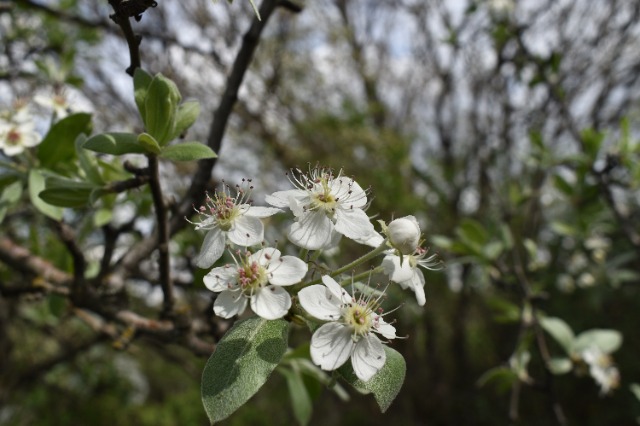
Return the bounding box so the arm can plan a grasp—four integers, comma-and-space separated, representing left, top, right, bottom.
2, 0, 640, 425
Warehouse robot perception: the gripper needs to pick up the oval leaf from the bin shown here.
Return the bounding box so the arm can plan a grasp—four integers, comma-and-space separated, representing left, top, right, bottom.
280, 367, 312, 426
29, 169, 63, 220
337, 346, 406, 413
540, 316, 575, 354
37, 113, 92, 168
137, 132, 161, 154
39, 177, 97, 207
169, 100, 200, 141
145, 74, 181, 145
160, 142, 217, 162
83, 133, 145, 155
201, 317, 289, 423
572, 329, 622, 354
547, 357, 573, 375
133, 68, 153, 119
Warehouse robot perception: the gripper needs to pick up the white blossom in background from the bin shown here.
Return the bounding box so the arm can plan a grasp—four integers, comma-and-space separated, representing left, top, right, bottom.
265, 167, 376, 250
0, 107, 41, 157
191, 181, 281, 269
35, 90, 73, 119
203, 247, 307, 320
298, 275, 397, 382
382, 246, 441, 306
581, 346, 620, 395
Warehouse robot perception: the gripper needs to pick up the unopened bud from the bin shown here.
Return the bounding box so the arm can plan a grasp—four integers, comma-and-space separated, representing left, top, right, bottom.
387, 216, 421, 255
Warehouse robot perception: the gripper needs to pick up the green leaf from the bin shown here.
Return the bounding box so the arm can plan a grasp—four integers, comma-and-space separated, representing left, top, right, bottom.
133, 68, 153, 119
630, 383, 640, 401
550, 221, 577, 237
338, 346, 406, 413
540, 317, 575, 354
83, 133, 146, 156
169, 100, 200, 141
39, 177, 97, 207
0, 180, 23, 223
547, 357, 573, 375
37, 113, 92, 168
94, 208, 113, 227
144, 73, 181, 145
160, 142, 217, 162
201, 317, 289, 423
137, 132, 161, 154
476, 366, 517, 393
75, 134, 104, 185
581, 127, 605, 159
572, 329, 622, 354
29, 169, 63, 220
280, 367, 312, 426
430, 235, 453, 250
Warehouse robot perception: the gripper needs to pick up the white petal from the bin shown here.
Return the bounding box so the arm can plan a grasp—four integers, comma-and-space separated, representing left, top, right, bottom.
227, 215, 264, 247
288, 211, 334, 250
334, 208, 375, 242
195, 228, 225, 269
375, 317, 398, 340
213, 290, 247, 318
203, 265, 238, 292
351, 335, 386, 382
321, 275, 352, 303
354, 231, 385, 248
298, 284, 343, 321
267, 255, 308, 286
265, 190, 306, 208
250, 286, 292, 319
329, 177, 368, 209
407, 269, 426, 306
251, 247, 281, 266
244, 205, 282, 218
381, 255, 414, 282
310, 322, 353, 371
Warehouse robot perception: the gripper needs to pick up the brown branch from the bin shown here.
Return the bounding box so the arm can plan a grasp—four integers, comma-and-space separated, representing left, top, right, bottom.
54, 222, 87, 292
147, 154, 174, 316
0, 237, 72, 285
108, 0, 143, 76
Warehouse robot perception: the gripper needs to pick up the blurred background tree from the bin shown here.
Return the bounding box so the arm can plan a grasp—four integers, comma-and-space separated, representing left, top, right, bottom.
2, 0, 640, 425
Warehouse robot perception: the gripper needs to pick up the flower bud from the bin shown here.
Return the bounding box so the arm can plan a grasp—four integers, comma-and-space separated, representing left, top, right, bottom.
387, 216, 421, 255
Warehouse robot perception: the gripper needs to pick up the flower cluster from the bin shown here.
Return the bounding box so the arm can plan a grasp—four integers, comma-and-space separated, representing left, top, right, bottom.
192, 167, 442, 381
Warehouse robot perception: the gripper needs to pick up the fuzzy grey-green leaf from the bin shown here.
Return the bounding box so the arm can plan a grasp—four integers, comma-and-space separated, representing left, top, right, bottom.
201, 317, 289, 423
338, 346, 406, 413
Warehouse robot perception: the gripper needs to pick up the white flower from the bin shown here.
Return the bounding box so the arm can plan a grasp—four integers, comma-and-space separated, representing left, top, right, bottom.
488, 0, 514, 17
203, 247, 308, 320
191, 182, 281, 269
35, 90, 73, 119
265, 168, 376, 250
582, 346, 620, 395
298, 275, 397, 382
0, 114, 41, 157
381, 246, 441, 306
385, 215, 421, 255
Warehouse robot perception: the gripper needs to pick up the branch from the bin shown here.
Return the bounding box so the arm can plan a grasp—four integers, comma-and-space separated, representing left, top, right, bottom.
0, 237, 72, 285
53, 221, 87, 293
107, 0, 143, 76
147, 154, 174, 316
